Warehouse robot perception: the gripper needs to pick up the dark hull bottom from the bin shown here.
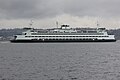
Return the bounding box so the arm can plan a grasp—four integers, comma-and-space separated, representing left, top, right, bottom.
10, 39, 116, 43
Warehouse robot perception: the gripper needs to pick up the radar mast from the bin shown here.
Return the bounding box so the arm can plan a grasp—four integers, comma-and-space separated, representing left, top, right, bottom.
29, 19, 34, 28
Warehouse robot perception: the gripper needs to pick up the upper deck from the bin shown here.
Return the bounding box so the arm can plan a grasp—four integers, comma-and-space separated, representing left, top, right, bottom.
22, 25, 107, 35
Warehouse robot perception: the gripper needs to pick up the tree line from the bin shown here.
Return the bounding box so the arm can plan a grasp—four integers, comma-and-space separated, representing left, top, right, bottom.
0, 28, 120, 40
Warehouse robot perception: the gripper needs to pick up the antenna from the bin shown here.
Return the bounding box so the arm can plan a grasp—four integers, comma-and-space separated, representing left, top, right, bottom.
56, 21, 58, 28
96, 21, 99, 27
29, 19, 34, 28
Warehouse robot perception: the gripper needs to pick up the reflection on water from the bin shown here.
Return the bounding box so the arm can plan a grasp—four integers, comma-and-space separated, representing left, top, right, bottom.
0, 41, 120, 80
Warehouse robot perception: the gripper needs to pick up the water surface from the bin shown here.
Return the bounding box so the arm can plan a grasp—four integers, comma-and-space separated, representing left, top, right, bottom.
0, 41, 120, 80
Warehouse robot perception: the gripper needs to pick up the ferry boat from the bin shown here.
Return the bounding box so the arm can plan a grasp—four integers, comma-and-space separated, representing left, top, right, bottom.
10, 25, 116, 43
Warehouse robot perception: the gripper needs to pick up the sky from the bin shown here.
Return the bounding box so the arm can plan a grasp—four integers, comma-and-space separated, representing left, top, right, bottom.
0, 0, 120, 29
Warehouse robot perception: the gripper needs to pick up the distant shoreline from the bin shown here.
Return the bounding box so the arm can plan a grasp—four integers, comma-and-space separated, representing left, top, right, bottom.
0, 28, 120, 40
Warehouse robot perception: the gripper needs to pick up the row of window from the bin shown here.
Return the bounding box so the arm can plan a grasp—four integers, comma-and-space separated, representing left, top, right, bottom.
25, 36, 109, 37
32, 33, 103, 34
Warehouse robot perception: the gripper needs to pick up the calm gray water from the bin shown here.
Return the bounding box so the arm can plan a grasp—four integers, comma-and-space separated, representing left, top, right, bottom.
0, 41, 120, 80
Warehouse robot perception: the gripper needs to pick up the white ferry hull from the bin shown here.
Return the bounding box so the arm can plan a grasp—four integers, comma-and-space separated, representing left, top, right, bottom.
10, 39, 116, 43
10, 25, 116, 43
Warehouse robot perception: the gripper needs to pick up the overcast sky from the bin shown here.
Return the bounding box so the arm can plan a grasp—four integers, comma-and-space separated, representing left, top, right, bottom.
0, 0, 120, 29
